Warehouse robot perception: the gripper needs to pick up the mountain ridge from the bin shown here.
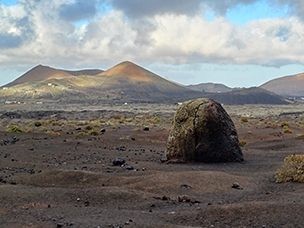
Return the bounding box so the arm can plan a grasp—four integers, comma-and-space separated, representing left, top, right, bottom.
0, 61, 292, 105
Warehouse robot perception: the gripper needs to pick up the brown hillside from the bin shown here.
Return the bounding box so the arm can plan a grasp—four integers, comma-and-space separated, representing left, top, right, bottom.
260, 73, 304, 97
64, 69, 104, 76
187, 82, 233, 93
207, 87, 291, 105
3, 65, 73, 87
98, 61, 153, 82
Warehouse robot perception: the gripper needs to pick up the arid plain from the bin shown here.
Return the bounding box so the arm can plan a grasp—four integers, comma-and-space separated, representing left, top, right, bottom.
1, 103, 304, 228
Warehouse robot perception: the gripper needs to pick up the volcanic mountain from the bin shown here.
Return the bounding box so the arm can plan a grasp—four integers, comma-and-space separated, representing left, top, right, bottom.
186, 83, 233, 93
260, 73, 304, 97
0, 61, 201, 104
4, 65, 104, 88
206, 87, 291, 105
0, 61, 292, 105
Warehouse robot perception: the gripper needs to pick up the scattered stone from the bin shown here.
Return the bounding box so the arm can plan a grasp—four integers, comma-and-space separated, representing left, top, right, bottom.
142, 167, 146, 171
162, 195, 170, 201
112, 158, 125, 166
9, 180, 16, 185
125, 166, 134, 171
131, 137, 136, 141
143, 127, 149, 131
160, 158, 168, 163
0, 136, 19, 146
231, 182, 242, 190
100, 128, 106, 133
180, 184, 192, 190
166, 98, 244, 163
178, 195, 191, 202
119, 146, 126, 151
84, 201, 90, 207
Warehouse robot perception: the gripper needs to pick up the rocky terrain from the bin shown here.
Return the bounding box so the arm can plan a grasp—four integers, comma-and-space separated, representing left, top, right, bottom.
1, 103, 304, 227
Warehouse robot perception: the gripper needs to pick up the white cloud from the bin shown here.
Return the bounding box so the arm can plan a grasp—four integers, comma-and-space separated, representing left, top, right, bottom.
1, 0, 304, 73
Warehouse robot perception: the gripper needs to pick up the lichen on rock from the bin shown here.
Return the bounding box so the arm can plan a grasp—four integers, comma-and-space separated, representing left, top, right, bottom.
166, 98, 244, 163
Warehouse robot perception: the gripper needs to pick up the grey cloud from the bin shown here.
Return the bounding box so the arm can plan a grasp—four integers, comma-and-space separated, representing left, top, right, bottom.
111, 0, 263, 18
277, 0, 304, 21
112, 0, 202, 18
59, 0, 97, 21
275, 27, 290, 41
132, 20, 156, 47
203, 0, 259, 15
0, 34, 23, 48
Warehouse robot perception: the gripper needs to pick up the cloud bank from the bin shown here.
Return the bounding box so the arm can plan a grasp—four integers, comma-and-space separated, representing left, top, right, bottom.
0, 0, 304, 72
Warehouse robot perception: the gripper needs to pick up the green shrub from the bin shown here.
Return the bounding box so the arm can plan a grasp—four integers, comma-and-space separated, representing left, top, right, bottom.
6, 124, 24, 133
77, 132, 87, 136
281, 122, 289, 128
276, 154, 304, 183
240, 117, 249, 123
284, 128, 292, 134
88, 129, 99, 136
34, 121, 42, 127
239, 140, 247, 147
49, 119, 59, 126
85, 125, 93, 130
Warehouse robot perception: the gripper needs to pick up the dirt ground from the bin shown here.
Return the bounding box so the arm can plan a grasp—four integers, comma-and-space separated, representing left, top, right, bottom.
1, 104, 304, 228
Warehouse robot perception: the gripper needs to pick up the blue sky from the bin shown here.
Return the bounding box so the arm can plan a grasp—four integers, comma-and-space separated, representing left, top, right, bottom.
1, 0, 304, 88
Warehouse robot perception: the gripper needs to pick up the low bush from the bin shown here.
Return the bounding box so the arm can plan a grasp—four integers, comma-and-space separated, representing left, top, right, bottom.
284, 128, 293, 134
85, 125, 93, 130
6, 124, 24, 133
281, 122, 289, 127
276, 154, 304, 183
88, 129, 99, 136
34, 121, 42, 127
240, 117, 249, 123
239, 140, 247, 147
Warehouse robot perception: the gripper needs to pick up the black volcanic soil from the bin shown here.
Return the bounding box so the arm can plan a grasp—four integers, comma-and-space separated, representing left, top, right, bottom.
1, 105, 304, 227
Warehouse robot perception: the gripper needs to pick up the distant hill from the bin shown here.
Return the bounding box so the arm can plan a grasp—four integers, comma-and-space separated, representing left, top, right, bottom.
0, 61, 292, 105
260, 73, 304, 97
0, 61, 201, 104
206, 87, 291, 105
3, 65, 73, 87
186, 83, 233, 93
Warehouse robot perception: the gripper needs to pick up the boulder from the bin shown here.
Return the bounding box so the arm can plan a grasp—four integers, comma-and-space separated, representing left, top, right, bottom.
166, 98, 244, 163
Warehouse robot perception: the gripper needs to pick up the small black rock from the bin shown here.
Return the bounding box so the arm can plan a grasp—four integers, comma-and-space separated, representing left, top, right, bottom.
113, 158, 125, 166
125, 166, 134, 171
143, 127, 149, 131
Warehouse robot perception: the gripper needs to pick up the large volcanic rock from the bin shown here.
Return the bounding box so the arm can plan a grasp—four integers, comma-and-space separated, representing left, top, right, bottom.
166, 98, 244, 163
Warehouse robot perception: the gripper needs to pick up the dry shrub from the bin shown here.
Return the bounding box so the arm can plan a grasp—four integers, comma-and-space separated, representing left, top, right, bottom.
77, 132, 86, 136
284, 128, 292, 134
297, 133, 304, 138
276, 154, 304, 183
34, 121, 42, 127
85, 125, 93, 130
112, 115, 122, 120
6, 124, 24, 133
239, 140, 247, 147
88, 128, 99, 135
46, 131, 61, 136
240, 117, 249, 123
281, 122, 289, 127
99, 119, 107, 123
49, 119, 59, 126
